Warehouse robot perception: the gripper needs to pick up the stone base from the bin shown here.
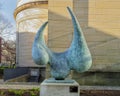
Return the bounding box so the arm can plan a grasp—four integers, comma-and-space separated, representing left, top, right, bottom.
44, 78, 75, 83
40, 79, 80, 96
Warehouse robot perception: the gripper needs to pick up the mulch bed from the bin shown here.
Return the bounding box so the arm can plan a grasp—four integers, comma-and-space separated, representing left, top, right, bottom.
80, 90, 120, 96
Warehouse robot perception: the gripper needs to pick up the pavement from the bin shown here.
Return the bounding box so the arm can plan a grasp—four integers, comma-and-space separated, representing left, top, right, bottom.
0, 79, 120, 90
0, 79, 40, 89
0, 84, 40, 89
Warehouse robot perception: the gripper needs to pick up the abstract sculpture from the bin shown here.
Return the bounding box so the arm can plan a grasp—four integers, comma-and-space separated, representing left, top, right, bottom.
32, 7, 92, 80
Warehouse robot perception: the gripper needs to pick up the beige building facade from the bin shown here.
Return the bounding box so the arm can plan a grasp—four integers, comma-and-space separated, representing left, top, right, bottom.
14, 0, 120, 85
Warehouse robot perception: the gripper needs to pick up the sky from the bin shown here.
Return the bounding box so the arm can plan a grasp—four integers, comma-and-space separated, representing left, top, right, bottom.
0, 0, 17, 41
0, 0, 17, 24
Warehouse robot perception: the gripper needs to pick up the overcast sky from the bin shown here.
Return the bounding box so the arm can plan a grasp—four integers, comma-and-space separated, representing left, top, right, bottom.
0, 0, 17, 24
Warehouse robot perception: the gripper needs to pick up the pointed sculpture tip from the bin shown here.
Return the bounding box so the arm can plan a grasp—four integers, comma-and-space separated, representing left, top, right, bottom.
67, 6, 71, 13
67, 6, 70, 9
45, 21, 48, 24
66, 6, 75, 19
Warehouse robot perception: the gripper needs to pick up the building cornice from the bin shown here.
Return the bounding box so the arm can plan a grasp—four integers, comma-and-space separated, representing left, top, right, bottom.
14, 1, 48, 19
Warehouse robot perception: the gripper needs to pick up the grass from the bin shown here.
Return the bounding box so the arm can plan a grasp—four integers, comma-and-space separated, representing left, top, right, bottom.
0, 88, 39, 96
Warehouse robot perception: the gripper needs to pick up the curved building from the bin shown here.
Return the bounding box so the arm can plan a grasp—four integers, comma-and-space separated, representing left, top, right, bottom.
13, 0, 120, 85
14, 0, 48, 67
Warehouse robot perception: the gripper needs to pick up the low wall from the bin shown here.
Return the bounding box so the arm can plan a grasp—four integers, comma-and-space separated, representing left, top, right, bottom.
6, 74, 29, 82
4, 67, 29, 81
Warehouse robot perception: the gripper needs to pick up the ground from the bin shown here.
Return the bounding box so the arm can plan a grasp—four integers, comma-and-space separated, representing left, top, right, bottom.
0, 80, 120, 96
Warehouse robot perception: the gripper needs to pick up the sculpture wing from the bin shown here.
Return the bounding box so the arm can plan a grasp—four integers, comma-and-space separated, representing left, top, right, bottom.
32, 7, 92, 79
66, 7, 92, 72
32, 21, 49, 65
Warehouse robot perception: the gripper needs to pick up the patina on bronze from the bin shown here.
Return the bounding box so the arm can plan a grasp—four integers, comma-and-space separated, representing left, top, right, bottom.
32, 7, 92, 80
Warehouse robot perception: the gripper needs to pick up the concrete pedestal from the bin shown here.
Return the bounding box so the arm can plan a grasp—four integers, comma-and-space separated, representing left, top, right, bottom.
40, 79, 80, 96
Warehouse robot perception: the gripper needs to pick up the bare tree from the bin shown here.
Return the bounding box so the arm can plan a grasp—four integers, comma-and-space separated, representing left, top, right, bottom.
0, 8, 16, 67
1, 40, 16, 66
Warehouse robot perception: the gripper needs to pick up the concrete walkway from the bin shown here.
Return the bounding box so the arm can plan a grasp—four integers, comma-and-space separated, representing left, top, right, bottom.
80, 86, 120, 91
0, 79, 40, 89
0, 84, 40, 89
0, 79, 120, 90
